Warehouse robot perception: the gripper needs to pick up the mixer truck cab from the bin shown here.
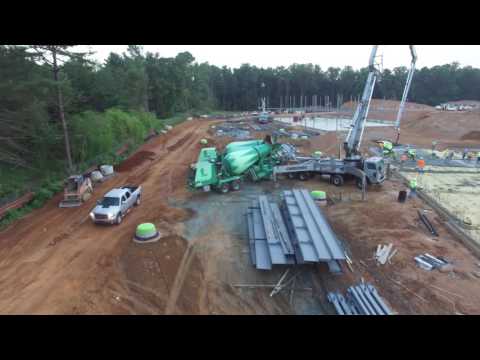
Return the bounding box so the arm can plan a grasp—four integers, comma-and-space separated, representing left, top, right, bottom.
191, 147, 230, 192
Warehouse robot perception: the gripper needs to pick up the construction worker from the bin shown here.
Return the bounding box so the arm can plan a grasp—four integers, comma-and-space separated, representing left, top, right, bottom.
382, 141, 393, 156
407, 148, 416, 160
417, 157, 425, 174
477, 151, 480, 164
409, 178, 417, 198
463, 148, 468, 160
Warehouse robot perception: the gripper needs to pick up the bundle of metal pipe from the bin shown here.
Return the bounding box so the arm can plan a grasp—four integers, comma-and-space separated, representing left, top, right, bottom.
328, 282, 393, 315
414, 253, 449, 271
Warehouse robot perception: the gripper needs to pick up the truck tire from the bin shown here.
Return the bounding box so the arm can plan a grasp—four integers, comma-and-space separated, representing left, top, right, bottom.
135, 195, 141, 206
219, 183, 230, 194
287, 173, 297, 180
116, 213, 123, 225
356, 178, 364, 190
332, 175, 344, 186
298, 172, 309, 181
231, 180, 241, 191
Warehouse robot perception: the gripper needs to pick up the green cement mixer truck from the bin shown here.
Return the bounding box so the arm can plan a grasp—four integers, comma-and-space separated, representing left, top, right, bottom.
189, 137, 294, 193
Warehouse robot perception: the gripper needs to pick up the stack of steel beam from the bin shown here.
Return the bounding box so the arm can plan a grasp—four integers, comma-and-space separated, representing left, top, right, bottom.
247, 188, 345, 271
328, 282, 393, 315
247, 195, 296, 270
282, 189, 345, 272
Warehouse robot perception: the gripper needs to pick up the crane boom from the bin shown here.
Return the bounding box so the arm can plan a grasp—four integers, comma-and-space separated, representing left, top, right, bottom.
344, 45, 379, 158
394, 45, 418, 144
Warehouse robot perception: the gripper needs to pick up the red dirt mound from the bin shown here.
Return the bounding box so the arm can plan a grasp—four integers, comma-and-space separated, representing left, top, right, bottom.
461, 131, 480, 141
342, 99, 434, 111
115, 151, 156, 172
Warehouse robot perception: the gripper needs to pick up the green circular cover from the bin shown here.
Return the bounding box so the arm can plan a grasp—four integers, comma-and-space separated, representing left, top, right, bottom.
311, 190, 326, 200
136, 223, 157, 237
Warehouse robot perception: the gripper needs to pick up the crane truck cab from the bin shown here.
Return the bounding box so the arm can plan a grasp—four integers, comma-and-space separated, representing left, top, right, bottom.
362, 156, 385, 185
258, 111, 271, 123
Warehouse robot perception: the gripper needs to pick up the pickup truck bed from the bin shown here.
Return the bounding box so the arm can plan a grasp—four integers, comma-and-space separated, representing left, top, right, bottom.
122, 186, 139, 192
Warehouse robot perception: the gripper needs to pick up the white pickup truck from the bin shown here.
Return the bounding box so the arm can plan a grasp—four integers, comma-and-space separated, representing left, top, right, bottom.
90, 186, 142, 225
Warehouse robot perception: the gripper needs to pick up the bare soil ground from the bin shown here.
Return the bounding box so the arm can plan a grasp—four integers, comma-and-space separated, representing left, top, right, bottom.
1, 104, 480, 315
342, 99, 435, 111
315, 179, 480, 315
0, 119, 220, 314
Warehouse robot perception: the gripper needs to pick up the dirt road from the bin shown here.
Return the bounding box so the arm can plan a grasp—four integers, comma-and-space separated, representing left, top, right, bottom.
0, 119, 216, 314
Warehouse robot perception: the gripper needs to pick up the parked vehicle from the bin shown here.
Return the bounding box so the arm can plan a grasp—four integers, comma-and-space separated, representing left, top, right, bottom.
59, 175, 93, 208
188, 137, 294, 193
90, 185, 142, 225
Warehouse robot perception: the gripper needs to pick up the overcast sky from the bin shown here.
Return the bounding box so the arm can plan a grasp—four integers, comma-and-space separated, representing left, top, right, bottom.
76, 45, 480, 70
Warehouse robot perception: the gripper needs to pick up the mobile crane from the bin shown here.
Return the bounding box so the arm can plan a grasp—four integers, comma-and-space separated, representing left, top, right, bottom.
273, 45, 386, 189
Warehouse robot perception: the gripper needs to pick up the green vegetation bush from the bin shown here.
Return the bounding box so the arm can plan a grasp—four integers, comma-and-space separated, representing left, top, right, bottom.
70, 108, 164, 165
0, 109, 168, 228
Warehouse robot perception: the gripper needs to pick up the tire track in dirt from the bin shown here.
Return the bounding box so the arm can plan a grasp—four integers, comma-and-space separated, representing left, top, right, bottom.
164, 242, 196, 314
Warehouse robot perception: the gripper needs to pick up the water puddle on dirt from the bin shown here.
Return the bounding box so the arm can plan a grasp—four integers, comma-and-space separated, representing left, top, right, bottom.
275, 117, 393, 132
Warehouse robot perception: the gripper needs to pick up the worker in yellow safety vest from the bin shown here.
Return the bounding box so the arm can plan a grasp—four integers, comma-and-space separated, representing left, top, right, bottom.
382, 141, 393, 156
409, 178, 417, 189
409, 178, 417, 198
407, 148, 416, 160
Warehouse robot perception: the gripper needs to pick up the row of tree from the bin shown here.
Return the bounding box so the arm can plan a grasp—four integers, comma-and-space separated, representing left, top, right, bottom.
1, 45, 480, 175
60, 46, 480, 115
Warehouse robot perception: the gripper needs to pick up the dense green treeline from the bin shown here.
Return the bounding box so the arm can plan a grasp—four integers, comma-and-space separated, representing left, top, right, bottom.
1, 44, 480, 179
211, 62, 480, 110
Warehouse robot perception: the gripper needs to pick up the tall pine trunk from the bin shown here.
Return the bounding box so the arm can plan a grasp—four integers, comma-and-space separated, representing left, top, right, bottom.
52, 49, 73, 172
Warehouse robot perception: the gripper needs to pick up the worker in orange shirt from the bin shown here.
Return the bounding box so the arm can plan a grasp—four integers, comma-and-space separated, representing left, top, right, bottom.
417, 157, 425, 174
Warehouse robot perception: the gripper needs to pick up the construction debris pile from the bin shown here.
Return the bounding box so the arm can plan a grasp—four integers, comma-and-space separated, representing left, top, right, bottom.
247, 188, 346, 272
375, 244, 398, 265
213, 123, 251, 139
328, 282, 393, 315
211, 121, 320, 141
414, 253, 451, 271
